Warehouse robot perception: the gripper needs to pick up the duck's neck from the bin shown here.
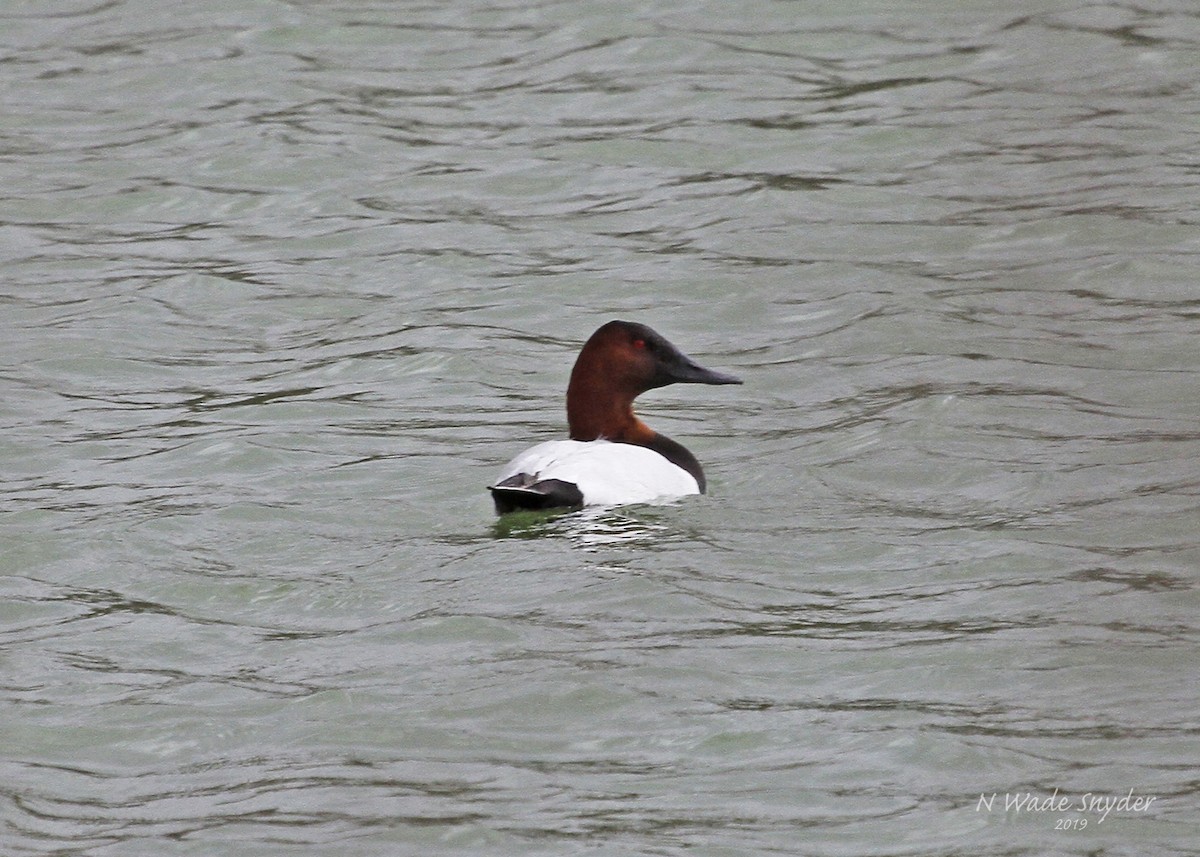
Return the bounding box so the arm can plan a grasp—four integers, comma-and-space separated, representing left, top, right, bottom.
565, 357, 646, 439
567, 388, 651, 443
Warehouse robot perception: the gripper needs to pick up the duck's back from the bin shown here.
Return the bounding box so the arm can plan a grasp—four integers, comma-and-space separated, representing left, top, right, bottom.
491, 440, 699, 511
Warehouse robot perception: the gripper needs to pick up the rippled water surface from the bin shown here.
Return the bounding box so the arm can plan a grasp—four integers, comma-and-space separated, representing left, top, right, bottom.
3, 1, 1199, 854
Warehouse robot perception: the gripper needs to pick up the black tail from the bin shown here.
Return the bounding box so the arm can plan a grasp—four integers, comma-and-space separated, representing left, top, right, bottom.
489, 474, 584, 515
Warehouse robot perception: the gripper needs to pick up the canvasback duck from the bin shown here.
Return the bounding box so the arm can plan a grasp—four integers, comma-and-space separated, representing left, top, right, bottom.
490, 320, 742, 514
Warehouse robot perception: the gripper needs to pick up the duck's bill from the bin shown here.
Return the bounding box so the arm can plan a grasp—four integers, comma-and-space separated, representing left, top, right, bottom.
668, 356, 743, 386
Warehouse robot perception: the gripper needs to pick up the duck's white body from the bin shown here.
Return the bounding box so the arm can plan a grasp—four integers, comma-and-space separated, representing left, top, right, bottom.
496, 440, 699, 507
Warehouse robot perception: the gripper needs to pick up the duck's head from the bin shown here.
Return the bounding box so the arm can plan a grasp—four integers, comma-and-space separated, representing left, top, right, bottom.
566, 320, 741, 441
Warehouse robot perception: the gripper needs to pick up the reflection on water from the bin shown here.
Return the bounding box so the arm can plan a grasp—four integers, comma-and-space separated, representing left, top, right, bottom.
494, 505, 677, 549
3, 0, 1199, 854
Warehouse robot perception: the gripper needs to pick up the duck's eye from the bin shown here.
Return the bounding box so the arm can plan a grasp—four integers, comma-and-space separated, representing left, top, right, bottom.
632, 338, 646, 350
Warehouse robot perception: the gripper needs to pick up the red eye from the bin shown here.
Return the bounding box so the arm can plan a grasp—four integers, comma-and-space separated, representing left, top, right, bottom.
632, 339, 646, 349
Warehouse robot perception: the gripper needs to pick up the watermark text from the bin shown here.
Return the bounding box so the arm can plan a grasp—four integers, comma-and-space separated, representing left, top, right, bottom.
975, 788, 1157, 825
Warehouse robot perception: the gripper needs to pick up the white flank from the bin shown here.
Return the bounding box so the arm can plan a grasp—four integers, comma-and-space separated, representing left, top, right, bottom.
495, 440, 699, 507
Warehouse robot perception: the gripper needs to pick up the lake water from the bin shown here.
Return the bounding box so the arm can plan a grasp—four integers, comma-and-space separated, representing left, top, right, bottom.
3, 1, 1198, 854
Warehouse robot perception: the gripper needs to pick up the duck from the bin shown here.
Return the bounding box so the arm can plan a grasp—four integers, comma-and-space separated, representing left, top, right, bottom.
490, 320, 742, 514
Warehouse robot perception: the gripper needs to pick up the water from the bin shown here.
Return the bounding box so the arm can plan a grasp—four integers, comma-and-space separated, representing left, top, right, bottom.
3, 0, 1198, 854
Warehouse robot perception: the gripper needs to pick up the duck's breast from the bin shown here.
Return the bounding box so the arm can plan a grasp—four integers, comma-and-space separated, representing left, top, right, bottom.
496, 440, 699, 507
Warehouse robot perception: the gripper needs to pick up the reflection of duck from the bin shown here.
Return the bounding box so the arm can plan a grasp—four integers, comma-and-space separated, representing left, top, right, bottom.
490, 320, 742, 514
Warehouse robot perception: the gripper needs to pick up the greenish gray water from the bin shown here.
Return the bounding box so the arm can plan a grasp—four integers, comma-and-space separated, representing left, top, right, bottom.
3, 1, 1198, 855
